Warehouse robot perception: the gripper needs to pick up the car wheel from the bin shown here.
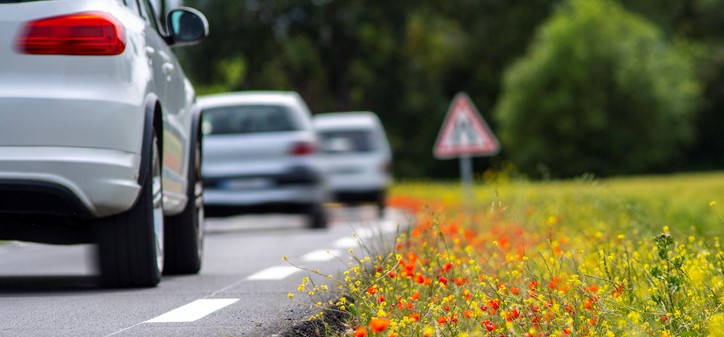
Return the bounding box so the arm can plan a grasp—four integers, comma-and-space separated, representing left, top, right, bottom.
307, 203, 327, 229
96, 131, 164, 287
376, 190, 387, 218
163, 140, 204, 274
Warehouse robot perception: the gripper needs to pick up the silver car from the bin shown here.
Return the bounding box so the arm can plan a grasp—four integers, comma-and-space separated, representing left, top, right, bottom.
0, 0, 208, 287
200, 92, 329, 229
313, 112, 393, 215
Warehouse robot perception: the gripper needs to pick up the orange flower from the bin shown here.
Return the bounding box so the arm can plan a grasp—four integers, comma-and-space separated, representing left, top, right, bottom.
409, 313, 421, 321
510, 286, 520, 295
463, 310, 473, 318
407, 252, 418, 263
414, 274, 425, 284
370, 317, 390, 333
354, 326, 368, 337
411, 291, 420, 300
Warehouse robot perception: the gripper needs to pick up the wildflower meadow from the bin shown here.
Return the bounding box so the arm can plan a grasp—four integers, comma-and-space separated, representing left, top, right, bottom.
291, 170, 724, 337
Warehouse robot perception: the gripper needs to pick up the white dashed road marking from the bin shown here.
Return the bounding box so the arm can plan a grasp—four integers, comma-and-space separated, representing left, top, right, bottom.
246, 266, 300, 280
333, 237, 358, 248
301, 249, 341, 262
146, 299, 239, 323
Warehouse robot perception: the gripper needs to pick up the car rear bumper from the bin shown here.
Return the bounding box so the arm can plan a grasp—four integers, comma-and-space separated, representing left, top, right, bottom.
204, 166, 330, 206
0, 146, 141, 217
203, 184, 327, 207
203, 165, 328, 208
333, 189, 386, 203
326, 173, 391, 192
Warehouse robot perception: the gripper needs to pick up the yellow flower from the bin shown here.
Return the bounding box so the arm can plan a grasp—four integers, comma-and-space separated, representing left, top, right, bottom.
627, 311, 641, 323
707, 313, 724, 337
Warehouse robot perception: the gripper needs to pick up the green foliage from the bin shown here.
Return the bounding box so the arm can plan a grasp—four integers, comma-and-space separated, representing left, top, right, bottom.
180, 0, 555, 179
179, 0, 724, 179
495, 0, 701, 178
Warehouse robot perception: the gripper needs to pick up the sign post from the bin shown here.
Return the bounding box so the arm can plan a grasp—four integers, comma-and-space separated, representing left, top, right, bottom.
433, 92, 501, 214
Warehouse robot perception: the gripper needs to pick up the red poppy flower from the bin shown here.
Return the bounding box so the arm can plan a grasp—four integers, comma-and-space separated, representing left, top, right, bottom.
354, 326, 368, 337
370, 317, 390, 333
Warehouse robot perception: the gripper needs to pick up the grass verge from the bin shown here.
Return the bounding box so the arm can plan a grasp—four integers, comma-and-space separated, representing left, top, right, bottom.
287, 171, 724, 336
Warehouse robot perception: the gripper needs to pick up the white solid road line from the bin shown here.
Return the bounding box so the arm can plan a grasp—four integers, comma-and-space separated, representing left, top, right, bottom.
146, 299, 239, 323
246, 266, 301, 280
301, 249, 341, 262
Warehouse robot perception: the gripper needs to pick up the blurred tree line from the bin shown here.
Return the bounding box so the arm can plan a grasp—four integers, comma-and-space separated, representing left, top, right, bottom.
179, 0, 724, 179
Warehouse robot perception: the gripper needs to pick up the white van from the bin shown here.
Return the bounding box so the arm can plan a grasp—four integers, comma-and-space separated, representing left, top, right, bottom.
313, 112, 393, 214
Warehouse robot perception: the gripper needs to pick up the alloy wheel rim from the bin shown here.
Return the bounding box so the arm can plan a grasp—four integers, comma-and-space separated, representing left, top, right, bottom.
152, 139, 164, 272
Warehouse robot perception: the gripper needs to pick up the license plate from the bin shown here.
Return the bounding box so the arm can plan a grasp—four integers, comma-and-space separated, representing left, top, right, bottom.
221, 178, 272, 190
332, 166, 361, 174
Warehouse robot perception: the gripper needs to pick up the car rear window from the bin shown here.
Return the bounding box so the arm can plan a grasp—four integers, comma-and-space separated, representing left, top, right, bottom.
202, 105, 298, 135
319, 130, 374, 153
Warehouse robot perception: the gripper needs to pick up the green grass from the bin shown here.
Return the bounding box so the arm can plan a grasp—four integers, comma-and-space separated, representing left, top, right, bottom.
290, 171, 724, 336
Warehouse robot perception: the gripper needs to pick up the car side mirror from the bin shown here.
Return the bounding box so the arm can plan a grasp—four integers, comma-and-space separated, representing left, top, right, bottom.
167, 7, 208, 47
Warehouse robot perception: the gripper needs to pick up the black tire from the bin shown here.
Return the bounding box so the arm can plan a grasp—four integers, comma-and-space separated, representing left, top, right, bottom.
307, 203, 328, 229
96, 132, 164, 288
376, 190, 387, 218
163, 140, 204, 275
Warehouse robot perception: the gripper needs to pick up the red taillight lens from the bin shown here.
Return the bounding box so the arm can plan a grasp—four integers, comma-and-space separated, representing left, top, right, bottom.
17, 12, 125, 55
381, 160, 393, 173
290, 142, 315, 156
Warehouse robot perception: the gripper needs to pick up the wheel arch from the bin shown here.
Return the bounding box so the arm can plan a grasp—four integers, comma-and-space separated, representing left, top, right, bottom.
140, 94, 164, 186
189, 104, 203, 171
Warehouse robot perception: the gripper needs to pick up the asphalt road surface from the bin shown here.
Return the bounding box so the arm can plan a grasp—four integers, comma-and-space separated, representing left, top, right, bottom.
0, 206, 412, 337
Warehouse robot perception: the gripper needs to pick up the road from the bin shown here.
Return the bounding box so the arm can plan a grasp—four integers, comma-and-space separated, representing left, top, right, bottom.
0, 206, 412, 337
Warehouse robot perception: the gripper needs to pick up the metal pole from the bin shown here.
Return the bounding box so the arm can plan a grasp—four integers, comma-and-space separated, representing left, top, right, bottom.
459, 155, 474, 224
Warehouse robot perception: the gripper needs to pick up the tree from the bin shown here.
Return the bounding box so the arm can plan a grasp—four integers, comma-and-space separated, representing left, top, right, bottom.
494, 0, 701, 178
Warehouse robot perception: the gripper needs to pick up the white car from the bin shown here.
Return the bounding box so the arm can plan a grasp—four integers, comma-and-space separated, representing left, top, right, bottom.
0, 0, 208, 287
313, 112, 393, 214
200, 92, 329, 229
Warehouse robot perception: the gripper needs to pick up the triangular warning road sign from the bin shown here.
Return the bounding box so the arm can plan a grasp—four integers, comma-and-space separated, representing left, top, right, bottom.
433, 92, 500, 159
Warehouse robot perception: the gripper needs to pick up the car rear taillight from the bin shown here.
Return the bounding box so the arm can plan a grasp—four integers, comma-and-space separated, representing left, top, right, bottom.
16, 12, 125, 55
290, 142, 315, 156
381, 161, 393, 173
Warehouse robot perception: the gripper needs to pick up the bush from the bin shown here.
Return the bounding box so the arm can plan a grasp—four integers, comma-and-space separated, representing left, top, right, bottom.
494, 0, 700, 178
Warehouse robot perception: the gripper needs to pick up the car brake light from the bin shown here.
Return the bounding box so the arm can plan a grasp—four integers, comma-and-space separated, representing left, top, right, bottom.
16, 12, 125, 55
381, 161, 392, 173
290, 142, 315, 156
